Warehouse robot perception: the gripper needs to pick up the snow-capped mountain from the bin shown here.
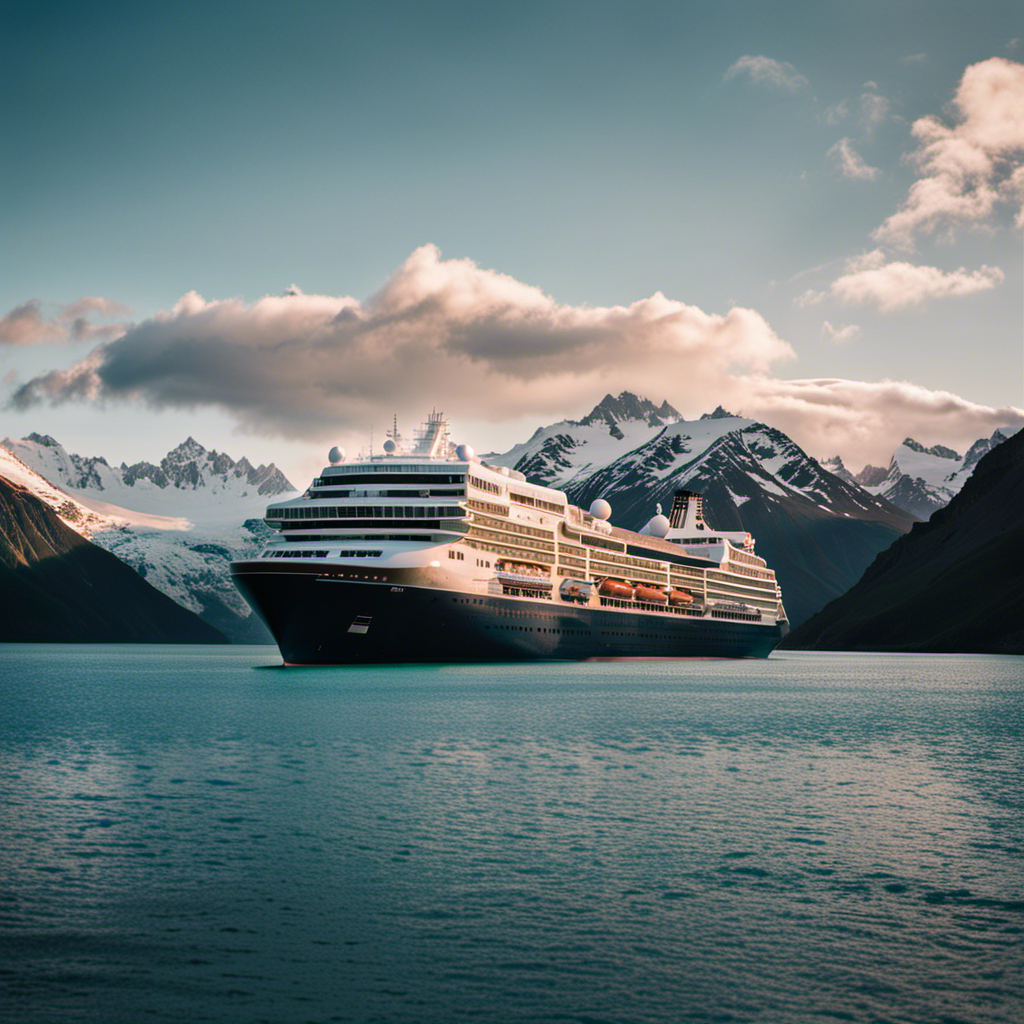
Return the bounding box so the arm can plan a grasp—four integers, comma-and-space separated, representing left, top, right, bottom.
493, 394, 916, 627
491, 393, 681, 487
848, 429, 1020, 520
1, 434, 298, 642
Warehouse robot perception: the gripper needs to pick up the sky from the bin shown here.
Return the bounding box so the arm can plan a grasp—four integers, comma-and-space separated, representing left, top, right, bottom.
2, 0, 1022, 488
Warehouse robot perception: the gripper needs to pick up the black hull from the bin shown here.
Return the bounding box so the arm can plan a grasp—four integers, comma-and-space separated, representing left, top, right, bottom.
232, 564, 786, 664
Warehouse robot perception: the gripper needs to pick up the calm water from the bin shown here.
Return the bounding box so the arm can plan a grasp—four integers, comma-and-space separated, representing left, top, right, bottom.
1, 646, 1022, 1024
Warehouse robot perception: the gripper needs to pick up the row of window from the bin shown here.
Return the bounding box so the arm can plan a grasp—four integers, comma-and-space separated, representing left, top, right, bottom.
468, 474, 503, 495
270, 504, 465, 520
472, 511, 555, 541
311, 487, 466, 499
509, 490, 566, 514
320, 465, 466, 478
466, 498, 508, 517
263, 549, 330, 558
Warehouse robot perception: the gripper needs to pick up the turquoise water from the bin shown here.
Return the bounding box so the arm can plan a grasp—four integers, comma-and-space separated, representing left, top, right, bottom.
1, 646, 1022, 1023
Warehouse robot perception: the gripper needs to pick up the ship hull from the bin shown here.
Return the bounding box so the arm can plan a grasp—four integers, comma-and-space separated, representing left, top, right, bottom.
232, 563, 786, 665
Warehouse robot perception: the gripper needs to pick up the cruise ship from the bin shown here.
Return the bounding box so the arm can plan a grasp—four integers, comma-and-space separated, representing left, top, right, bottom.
230, 412, 788, 663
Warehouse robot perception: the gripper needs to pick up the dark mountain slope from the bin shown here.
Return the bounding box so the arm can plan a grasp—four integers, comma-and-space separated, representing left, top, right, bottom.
783, 428, 1024, 653
0, 477, 227, 644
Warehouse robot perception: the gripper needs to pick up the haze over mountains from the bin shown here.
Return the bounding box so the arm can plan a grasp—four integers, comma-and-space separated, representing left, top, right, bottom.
824, 428, 1019, 520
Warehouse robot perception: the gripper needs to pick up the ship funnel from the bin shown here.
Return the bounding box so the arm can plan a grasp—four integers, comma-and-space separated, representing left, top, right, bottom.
669, 489, 707, 532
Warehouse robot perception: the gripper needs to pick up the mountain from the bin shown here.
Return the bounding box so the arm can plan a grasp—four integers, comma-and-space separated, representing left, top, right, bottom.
1, 435, 298, 643
492, 392, 682, 488
0, 472, 226, 644
783, 426, 1024, 653
491, 394, 916, 627
843, 429, 1019, 520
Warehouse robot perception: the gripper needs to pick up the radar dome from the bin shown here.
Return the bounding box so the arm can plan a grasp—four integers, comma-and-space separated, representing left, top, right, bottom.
328, 446, 345, 465
590, 498, 612, 521
455, 443, 475, 461
647, 513, 671, 538
383, 439, 397, 454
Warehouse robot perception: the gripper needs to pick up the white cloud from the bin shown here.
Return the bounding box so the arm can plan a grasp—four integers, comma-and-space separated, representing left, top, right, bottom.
6, 248, 1020, 470
7, 245, 796, 438
876, 57, 1024, 246
828, 138, 881, 181
821, 321, 861, 344
830, 257, 1004, 310
724, 55, 808, 92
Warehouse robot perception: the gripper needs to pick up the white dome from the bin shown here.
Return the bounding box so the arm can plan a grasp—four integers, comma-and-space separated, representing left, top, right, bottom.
590, 498, 612, 521
647, 514, 671, 538
455, 443, 475, 461
383, 439, 397, 454
328, 446, 345, 465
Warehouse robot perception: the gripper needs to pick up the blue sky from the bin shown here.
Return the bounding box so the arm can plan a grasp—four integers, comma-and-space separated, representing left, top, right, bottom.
2, 1, 1022, 485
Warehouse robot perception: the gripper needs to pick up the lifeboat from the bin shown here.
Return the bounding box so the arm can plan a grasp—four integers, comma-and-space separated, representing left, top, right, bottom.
559, 579, 594, 603
668, 588, 694, 607
633, 584, 668, 604
598, 578, 634, 600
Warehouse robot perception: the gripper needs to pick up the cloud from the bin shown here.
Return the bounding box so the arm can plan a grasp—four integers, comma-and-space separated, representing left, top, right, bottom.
0, 300, 67, 346
724, 55, 808, 92
726, 377, 1024, 466
828, 138, 881, 180
58, 296, 134, 321
875, 57, 1024, 246
822, 100, 848, 126
6, 247, 1020, 468
859, 86, 890, 132
829, 252, 1004, 310
821, 321, 861, 344
7, 245, 796, 437
0, 296, 132, 346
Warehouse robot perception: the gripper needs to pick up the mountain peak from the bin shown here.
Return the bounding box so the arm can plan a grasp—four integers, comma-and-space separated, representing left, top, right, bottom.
701, 406, 736, 420
579, 392, 679, 431
901, 438, 961, 460
24, 432, 62, 449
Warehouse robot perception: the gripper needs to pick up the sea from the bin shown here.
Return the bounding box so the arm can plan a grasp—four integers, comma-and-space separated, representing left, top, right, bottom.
1, 646, 1022, 1024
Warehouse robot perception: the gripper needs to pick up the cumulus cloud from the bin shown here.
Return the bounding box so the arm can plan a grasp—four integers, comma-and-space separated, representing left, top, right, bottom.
6, 248, 1021, 469
7, 245, 796, 437
724, 55, 808, 92
828, 138, 881, 181
830, 252, 1004, 310
875, 57, 1024, 246
0, 296, 132, 346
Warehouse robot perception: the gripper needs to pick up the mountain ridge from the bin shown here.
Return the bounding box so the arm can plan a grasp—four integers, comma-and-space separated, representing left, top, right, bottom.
783, 426, 1024, 653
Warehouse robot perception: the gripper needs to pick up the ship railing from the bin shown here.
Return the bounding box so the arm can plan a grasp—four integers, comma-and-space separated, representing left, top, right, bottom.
597, 596, 705, 617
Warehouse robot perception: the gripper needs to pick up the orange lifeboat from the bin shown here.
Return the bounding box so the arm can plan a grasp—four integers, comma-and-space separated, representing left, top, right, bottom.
634, 584, 668, 604
668, 588, 694, 607
598, 578, 634, 600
